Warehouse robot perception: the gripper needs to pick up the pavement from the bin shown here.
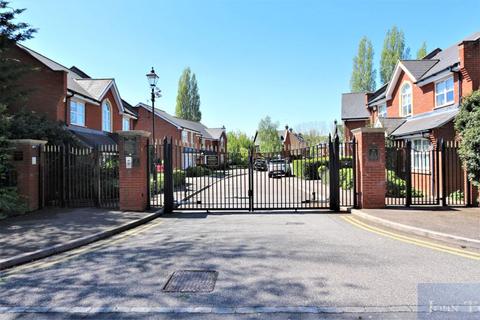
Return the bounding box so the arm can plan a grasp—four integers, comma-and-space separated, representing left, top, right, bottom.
0, 207, 158, 270
352, 207, 480, 248
0, 212, 479, 319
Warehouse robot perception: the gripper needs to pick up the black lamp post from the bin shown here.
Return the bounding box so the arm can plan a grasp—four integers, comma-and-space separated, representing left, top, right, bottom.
146, 67, 159, 142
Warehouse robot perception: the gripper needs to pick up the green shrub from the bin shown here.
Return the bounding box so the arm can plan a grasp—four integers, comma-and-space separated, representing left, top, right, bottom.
339, 168, 353, 190
386, 170, 423, 198
150, 170, 185, 193
339, 156, 353, 168
293, 157, 328, 180
448, 190, 464, 201
185, 166, 212, 177
0, 187, 27, 219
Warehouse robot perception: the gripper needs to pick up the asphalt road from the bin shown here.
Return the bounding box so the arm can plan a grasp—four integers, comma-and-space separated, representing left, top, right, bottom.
178, 169, 352, 210
0, 213, 479, 319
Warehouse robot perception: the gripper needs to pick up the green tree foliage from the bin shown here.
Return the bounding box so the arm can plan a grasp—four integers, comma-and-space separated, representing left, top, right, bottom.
380, 26, 409, 84
416, 41, 428, 59
9, 110, 78, 145
350, 36, 376, 92
175, 67, 201, 121
190, 73, 201, 121
257, 116, 282, 153
175, 67, 191, 119
454, 90, 480, 186
227, 131, 253, 165
0, 1, 36, 216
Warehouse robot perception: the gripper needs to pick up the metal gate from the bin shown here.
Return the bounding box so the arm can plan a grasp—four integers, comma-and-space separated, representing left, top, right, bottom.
386, 139, 472, 207
149, 136, 357, 211
42, 144, 119, 208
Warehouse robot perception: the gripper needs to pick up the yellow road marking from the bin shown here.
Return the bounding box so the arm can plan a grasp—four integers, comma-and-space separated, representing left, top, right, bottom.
0, 219, 163, 278
342, 216, 480, 260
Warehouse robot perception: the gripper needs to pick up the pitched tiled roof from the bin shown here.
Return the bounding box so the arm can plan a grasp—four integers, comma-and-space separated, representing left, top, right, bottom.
122, 99, 137, 117
391, 105, 459, 137
75, 79, 113, 101
69, 126, 117, 147
376, 117, 406, 135
136, 103, 223, 140
341, 92, 369, 120
400, 60, 438, 80
368, 83, 388, 105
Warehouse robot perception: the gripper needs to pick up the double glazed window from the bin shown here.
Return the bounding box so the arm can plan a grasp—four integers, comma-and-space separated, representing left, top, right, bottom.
435, 76, 454, 107
70, 100, 85, 126
102, 101, 112, 132
400, 83, 412, 117
411, 138, 431, 172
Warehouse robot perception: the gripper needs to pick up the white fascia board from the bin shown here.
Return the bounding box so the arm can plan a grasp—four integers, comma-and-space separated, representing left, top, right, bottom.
68, 91, 100, 105
416, 69, 456, 87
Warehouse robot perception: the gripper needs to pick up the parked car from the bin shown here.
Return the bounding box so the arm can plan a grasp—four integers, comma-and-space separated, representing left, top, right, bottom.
268, 159, 291, 178
254, 159, 267, 171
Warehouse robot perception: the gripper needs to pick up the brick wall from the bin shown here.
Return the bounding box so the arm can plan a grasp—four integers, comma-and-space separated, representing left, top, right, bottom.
459, 40, 480, 95
133, 106, 181, 143
344, 120, 368, 142
5, 45, 67, 122
387, 71, 460, 118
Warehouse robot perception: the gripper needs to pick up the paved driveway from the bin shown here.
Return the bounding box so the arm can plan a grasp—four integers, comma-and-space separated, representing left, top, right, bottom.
0, 212, 479, 319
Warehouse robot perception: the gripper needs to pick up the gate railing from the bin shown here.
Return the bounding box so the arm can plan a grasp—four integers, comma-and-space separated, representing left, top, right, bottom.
151, 136, 358, 212
386, 139, 471, 207
42, 144, 119, 208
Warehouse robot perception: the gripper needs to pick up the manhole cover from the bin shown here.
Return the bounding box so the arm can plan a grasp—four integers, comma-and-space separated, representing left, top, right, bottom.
163, 270, 218, 293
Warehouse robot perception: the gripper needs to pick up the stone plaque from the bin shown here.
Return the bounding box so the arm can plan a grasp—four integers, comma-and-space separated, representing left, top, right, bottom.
124, 136, 138, 156
368, 144, 379, 161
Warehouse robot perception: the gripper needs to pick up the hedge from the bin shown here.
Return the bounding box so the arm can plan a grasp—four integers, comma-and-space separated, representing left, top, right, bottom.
293, 156, 353, 180
151, 170, 186, 193
185, 166, 212, 177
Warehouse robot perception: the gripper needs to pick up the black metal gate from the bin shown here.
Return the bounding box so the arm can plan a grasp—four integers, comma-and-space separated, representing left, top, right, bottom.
149, 136, 357, 212
42, 144, 119, 208
386, 139, 472, 207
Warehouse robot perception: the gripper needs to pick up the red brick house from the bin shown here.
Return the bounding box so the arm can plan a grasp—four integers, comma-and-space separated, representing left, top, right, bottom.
7, 43, 137, 146
342, 31, 480, 145
134, 103, 227, 167
278, 125, 307, 151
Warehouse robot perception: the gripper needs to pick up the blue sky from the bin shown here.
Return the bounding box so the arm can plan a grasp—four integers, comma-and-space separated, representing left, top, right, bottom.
15, 0, 480, 135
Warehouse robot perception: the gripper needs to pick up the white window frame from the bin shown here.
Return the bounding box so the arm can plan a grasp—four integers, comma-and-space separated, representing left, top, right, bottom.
435, 76, 454, 108
70, 99, 85, 126
102, 100, 112, 132
378, 103, 387, 118
411, 138, 432, 173
400, 82, 413, 117
122, 116, 130, 131
181, 130, 188, 143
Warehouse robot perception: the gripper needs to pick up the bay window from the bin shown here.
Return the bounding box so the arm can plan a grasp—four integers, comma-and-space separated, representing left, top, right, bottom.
435, 76, 454, 107
70, 100, 85, 126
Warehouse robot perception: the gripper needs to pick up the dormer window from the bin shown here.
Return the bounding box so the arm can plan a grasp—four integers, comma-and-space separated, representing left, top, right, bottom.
102, 100, 112, 132
400, 82, 412, 117
435, 76, 454, 107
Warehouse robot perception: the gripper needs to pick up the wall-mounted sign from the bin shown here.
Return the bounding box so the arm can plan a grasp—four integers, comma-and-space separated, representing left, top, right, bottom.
205, 155, 219, 167
124, 137, 138, 157
126, 156, 133, 169
368, 144, 379, 161
31, 156, 37, 165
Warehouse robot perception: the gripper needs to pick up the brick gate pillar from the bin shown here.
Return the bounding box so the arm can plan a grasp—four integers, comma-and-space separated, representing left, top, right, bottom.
10, 139, 47, 212
352, 128, 386, 209
117, 130, 151, 211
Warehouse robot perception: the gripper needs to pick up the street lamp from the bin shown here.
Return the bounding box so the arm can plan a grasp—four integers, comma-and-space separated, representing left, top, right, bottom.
146, 67, 159, 143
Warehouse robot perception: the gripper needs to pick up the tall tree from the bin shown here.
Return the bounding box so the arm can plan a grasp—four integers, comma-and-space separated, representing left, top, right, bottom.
380, 26, 409, 84
257, 116, 282, 153
227, 131, 253, 165
175, 67, 192, 119
416, 41, 428, 59
0, 1, 36, 215
350, 36, 376, 92
190, 73, 201, 121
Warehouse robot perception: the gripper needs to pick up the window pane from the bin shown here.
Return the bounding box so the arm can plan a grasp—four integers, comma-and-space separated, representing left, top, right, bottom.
446, 77, 454, 90
436, 94, 445, 106
446, 90, 454, 103
436, 81, 445, 94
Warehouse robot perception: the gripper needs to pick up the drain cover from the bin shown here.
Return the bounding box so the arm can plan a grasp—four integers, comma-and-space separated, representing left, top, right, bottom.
163, 270, 218, 293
